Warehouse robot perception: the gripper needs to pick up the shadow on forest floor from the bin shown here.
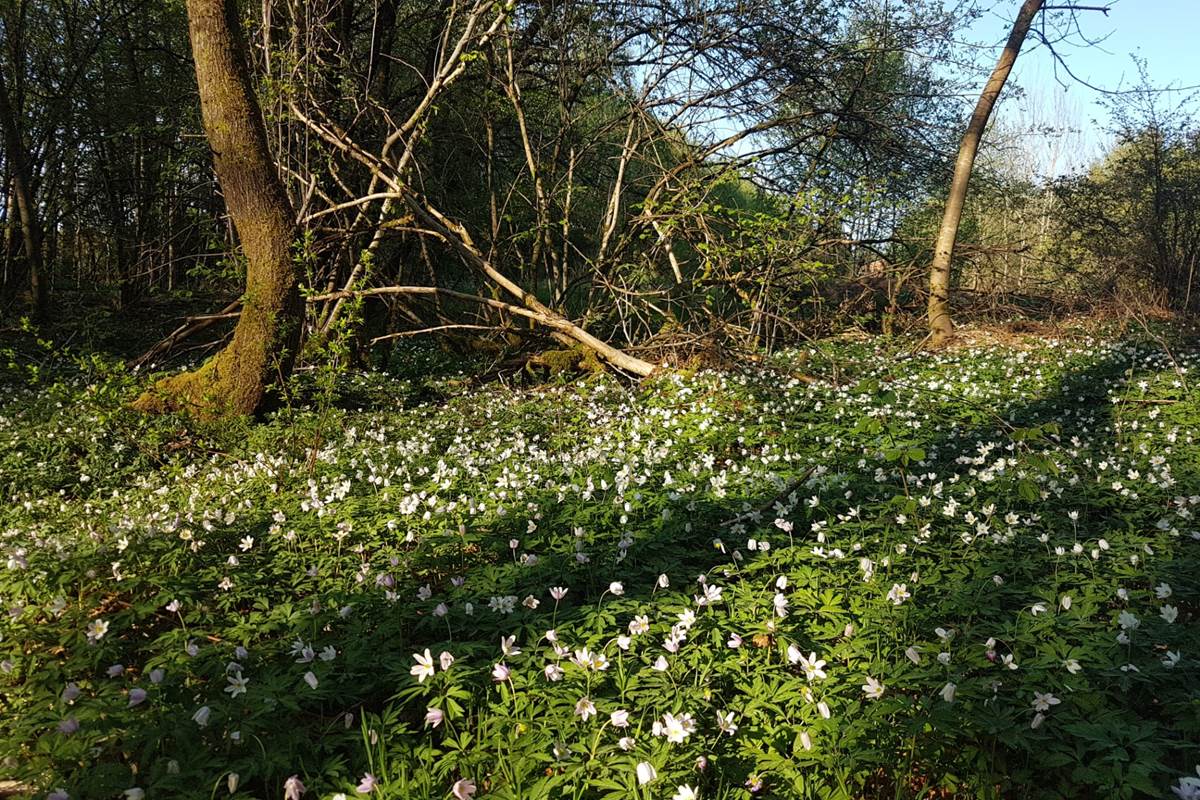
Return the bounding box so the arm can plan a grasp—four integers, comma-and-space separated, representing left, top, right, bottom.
2, 325, 1198, 799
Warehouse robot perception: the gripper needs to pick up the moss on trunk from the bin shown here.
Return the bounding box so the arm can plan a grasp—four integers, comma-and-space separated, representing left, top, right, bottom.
134, 0, 301, 418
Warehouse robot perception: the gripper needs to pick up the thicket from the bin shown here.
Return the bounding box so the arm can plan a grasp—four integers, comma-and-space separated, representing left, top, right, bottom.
9, 0, 1185, 362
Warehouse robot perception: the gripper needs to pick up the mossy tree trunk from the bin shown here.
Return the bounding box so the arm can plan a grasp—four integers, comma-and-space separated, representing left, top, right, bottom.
134, 0, 301, 417
927, 0, 1043, 345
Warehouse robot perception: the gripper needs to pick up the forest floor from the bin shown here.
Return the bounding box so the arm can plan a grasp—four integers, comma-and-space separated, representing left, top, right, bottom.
1, 320, 1198, 800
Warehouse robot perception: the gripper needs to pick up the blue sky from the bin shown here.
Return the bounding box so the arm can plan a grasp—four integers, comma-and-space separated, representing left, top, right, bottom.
967, 0, 1200, 173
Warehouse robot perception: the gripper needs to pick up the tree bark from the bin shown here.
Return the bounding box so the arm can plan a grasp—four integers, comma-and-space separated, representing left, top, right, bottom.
0, 69, 47, 320
133, 0, 301, 417
927, 0, 1043, 345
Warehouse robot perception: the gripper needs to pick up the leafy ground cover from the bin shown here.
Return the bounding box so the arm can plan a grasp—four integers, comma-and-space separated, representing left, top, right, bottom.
1, 330, 1198, 799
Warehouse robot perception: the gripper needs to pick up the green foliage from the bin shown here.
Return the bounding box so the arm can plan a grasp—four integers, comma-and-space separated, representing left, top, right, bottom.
2, 333, 1199, 799
1052, 122, 1200, 313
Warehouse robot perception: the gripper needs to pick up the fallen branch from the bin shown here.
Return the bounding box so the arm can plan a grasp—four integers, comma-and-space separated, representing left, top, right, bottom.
370, 324, 495, 344
311, 285, 579, 330
135, 286, 657, 379
130, 299, 241, 368
400, 195, 658, 377
1114, 398, 1178, 405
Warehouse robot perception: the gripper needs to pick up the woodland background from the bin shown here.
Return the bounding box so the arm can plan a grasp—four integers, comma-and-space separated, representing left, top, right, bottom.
2, 0, 1197, 383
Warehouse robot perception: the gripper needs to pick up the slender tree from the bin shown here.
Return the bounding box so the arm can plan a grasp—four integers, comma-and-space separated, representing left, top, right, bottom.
927, 0, 1043, 344
0, 66, 47, 319
134, 0, 302, 416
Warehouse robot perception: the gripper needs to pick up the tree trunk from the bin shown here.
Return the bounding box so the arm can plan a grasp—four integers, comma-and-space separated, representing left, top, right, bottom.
0, 69, 47, 320
927, 0, 1043, 345
133, 0, 301, 417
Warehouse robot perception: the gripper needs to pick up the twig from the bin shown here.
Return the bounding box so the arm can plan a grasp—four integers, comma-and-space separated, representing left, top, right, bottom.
369, 324, 496, 343
1114, 398, 1178, 405
130, 299, 241, 368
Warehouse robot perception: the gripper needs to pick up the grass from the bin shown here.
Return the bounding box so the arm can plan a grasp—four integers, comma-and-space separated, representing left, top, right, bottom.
0, 327, 1198, 800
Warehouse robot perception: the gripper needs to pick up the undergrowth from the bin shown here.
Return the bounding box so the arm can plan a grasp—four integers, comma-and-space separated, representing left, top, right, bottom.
1, 331, 1198, 799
